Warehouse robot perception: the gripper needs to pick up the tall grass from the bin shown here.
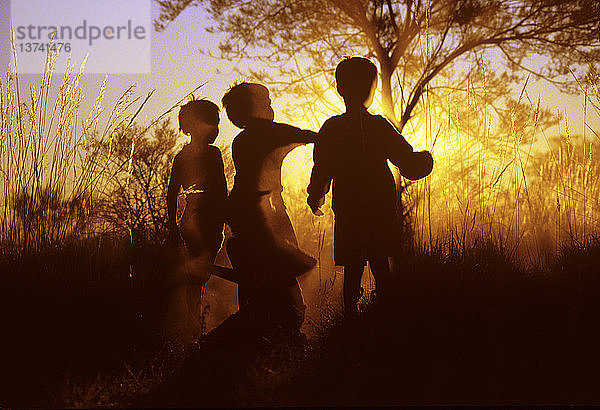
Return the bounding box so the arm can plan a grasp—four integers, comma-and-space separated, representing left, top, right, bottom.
400, 66, 600, 267
0, 32, 141, 256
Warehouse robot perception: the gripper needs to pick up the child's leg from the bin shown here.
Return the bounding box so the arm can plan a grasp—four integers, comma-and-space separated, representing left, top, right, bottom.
343, 260, 366, 315
281, 277, 306, 332
225, 236, 254, 310
369, 256, 391, 298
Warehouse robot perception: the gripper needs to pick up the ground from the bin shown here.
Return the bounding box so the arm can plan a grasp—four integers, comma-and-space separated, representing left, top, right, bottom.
2, 240, 600, 407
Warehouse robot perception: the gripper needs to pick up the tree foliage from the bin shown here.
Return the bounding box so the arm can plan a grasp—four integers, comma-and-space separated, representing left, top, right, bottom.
93, 119, 181, 244
155, 0, 600, 136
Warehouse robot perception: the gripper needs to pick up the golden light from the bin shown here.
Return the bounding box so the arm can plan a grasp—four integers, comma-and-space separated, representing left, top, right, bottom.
281, 144, 314, 189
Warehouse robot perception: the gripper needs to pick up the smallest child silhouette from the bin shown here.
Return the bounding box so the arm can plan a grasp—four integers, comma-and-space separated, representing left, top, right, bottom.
307, 57, 433, 316
163, 99, 227, 344
167, 99, 228, 278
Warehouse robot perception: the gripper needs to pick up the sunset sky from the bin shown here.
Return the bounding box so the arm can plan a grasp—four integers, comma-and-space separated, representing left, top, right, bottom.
1, 0, 597, 151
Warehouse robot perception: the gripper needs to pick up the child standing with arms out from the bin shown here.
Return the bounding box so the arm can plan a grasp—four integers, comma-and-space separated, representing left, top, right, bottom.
307, 57, 433, 316
222, 82, 316, 336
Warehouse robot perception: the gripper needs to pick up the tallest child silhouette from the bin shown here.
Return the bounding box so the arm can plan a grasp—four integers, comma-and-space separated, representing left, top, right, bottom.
308, 57, 433, 316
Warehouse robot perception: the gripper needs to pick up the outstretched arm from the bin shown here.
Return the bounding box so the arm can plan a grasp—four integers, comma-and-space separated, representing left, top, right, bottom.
274, 123, 318, 149
292, 128, 318, 145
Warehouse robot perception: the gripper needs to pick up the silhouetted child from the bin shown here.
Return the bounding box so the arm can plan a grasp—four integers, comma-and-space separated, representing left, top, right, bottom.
222, 82, 316, 336
167, 99, 227, 263
164, 99, 227, 343
307, 57, 433, 316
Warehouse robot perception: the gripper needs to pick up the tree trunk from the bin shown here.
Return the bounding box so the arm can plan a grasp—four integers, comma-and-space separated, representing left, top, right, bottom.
377, 61, 409, 234
379, 63, 398, 126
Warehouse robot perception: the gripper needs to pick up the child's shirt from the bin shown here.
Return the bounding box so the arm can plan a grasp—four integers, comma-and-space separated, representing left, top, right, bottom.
307, 107, 416, 263
230, 118, 316, 197
308, 107, 414, 216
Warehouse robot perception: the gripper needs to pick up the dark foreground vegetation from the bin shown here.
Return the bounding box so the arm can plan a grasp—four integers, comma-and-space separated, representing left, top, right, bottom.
2, 238, 600, 407
0, 238, 170, 407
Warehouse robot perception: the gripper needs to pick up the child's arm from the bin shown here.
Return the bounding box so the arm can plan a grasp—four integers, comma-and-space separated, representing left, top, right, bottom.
166, 154, 181, 244
215, 148, 228, 199
307, 122, 333, 216
211, 147, 228, 221
380, 117, 433, 180
379, 117, 414, 163
275, 123, 318, 149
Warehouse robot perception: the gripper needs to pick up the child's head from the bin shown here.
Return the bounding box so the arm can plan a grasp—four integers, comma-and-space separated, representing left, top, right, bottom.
222, 82, 274, 128
178, 99, 220, 144
335, 57, 378, 108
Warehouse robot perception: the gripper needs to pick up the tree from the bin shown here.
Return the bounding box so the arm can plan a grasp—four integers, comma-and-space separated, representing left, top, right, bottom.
155, 0, 599, 134
9, 184, 94, 252
93, 119, 181, 244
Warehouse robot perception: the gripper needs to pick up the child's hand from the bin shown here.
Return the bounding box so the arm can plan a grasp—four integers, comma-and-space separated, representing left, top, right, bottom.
307, 195, 325, 216
400, 150, 434, 180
